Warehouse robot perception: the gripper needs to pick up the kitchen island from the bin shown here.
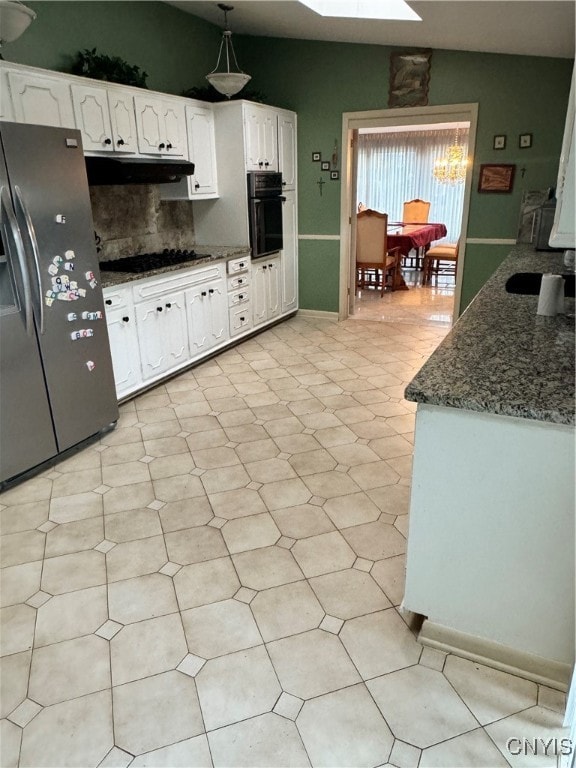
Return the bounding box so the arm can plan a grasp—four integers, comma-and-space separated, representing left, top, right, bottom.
403, 244, 575, 690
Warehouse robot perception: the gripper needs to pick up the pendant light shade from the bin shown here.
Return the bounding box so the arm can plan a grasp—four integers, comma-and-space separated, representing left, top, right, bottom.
0, 0, 36, 58
206, 4, 251, 99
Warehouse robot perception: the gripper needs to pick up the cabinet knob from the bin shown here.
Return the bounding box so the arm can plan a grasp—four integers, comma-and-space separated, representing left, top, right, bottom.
157, 306, 163, 312
238, 294, 244, 300
263, 265, 267, 270
122, 316, 129, 323
105, 299, 112, 305
165, 302, 172, 309
209, 288, 214, 294
282, 181, 287, 186
264, 161, 269, 167
159, 142, 166, 150
166, 142, 173, 150
201, 291, 207, 297
104, 137, 112, 145
194, 182, 200, 190
268, 263, 274, 269
117, 138, 125, 146
240, 316, 245, 322
258, 161, 263, 167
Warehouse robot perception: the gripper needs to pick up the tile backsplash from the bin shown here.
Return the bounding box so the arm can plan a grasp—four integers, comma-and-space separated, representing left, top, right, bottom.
90, 185, 195, 261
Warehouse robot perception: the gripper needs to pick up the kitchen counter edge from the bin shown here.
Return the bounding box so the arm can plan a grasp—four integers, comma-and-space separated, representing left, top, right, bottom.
405, 244, 575, 426
98, 246, 251, 288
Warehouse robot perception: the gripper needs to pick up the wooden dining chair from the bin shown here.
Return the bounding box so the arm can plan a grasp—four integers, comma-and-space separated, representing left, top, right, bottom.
356, 209, 401, 296
423, 240, 460, 285
402, 199, 431, 224
401, 199, 431, 268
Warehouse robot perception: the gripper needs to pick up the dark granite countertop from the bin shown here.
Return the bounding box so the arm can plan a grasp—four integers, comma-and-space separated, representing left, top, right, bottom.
405, 244, 575, 426
98, 246, 251, 288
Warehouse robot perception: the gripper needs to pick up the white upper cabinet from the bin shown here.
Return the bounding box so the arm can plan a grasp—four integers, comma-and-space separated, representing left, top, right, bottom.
244, 104, 278, 171
278, 111, 297, 190
550, 65, 575, 249
72, 83, 138, 154
107, 90, 138, 153
8, 69, 75, 129
188, 105, 218, 196
161, 102, 218, 201
134, 95, 186, 157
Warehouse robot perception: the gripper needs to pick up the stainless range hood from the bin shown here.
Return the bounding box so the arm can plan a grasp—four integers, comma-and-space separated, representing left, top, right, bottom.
85, 156, 195, 185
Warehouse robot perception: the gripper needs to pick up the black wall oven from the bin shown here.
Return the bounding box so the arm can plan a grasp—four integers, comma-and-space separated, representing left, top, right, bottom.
247, 172, 285, 258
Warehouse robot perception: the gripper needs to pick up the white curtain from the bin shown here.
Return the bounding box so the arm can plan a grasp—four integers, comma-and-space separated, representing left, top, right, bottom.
356, 128, 469, 243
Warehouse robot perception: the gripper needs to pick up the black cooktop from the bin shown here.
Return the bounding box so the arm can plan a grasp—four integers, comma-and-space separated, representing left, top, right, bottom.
99, 248, 210, 274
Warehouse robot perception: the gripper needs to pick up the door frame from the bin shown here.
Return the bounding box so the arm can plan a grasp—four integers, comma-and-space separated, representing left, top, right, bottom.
338, 102, 479, 321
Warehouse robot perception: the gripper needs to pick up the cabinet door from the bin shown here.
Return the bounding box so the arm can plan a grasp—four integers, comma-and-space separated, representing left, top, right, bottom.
108, 90, 138, 153
134, 96, 163, 155
135, 298, 168, 379
244, 107, 262, 171
162, 291, 189, 371
266, 257, 281, 320
187, 105, 218, 196
281, 191, 298, 313
278, 112, 297, 190
186, 285, 212, 357
8, 71, 75, 128
71, 83, 114, 152
105, 305, 141, 398
162, 100, 187, 156
252, 262, 268, 326
260, 111, 278, 171
206, 281, 229, 347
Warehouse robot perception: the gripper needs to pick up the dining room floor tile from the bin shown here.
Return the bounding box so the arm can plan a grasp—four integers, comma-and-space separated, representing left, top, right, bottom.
0, 314, 568, 767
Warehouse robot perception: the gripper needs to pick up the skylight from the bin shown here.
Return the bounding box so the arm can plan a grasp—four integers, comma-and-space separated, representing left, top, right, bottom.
299, 0, 421, 22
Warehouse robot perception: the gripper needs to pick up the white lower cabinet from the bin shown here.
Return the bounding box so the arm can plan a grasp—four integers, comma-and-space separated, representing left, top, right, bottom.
186, 278, 229, 358
253, 256, 281, 327
135, 291, 189, 381
103, 287, 142, 399
103, 255, 292, 401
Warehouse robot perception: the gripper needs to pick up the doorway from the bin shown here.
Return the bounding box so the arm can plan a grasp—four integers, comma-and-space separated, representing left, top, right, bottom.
338, 103, 478, 322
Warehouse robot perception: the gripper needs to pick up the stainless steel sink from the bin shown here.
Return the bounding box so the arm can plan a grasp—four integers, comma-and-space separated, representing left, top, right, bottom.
505, 272, 575, 296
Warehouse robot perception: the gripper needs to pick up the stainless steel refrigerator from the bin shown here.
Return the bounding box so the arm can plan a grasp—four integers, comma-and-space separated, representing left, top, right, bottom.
0, 122, 118, 486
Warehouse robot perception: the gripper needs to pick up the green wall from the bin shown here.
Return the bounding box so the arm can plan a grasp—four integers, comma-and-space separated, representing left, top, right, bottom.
7, 1, 221, 96
7, 3, 573, 313
237, 36, 573, 313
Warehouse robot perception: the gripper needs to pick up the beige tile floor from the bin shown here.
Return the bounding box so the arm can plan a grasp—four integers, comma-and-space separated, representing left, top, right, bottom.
0, 314, 568, 768
354, 268, 456, 326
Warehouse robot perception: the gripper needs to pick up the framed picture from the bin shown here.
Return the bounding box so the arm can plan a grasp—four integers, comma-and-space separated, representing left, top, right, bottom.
312, 151, 321, 162
478, 164, 516, 193
330, 170, 339, 180
321, 161, 330, 171
388, 50, 432, 108
493, 135, 506, 150
519, 133, 532, 149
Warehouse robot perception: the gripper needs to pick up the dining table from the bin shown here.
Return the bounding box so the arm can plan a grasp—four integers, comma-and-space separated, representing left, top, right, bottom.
387, 222, 448, 268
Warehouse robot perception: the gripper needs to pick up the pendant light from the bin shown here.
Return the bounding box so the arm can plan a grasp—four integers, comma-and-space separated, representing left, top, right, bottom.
433, 127, 468, 185
206, 3, 251, 99
0, 0, 36, 60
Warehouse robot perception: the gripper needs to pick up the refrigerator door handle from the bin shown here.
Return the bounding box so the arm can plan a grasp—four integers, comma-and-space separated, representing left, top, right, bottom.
14, 185, 44, 335
0, 186, 34, 336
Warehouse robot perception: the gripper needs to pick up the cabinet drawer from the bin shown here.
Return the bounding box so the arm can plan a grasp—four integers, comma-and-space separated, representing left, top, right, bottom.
227, 256, 250, 275
228, 287, 250, 308
229, 306, 252, 337
227, 274, 250, 291
103, 287, 131, 310
132, 263, 225, 301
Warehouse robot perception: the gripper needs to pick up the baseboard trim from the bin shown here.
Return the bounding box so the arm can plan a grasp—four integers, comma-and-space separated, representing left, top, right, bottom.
297, 308, 339, 320
419, 619, 572, 691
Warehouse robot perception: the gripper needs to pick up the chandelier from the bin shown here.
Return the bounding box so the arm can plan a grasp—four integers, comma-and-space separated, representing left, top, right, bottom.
433, 128, 468, 185
206, 3, 251, 99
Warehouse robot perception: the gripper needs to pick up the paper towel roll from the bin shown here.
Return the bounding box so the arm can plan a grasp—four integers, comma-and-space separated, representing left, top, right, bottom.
537, 274, 563, 317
